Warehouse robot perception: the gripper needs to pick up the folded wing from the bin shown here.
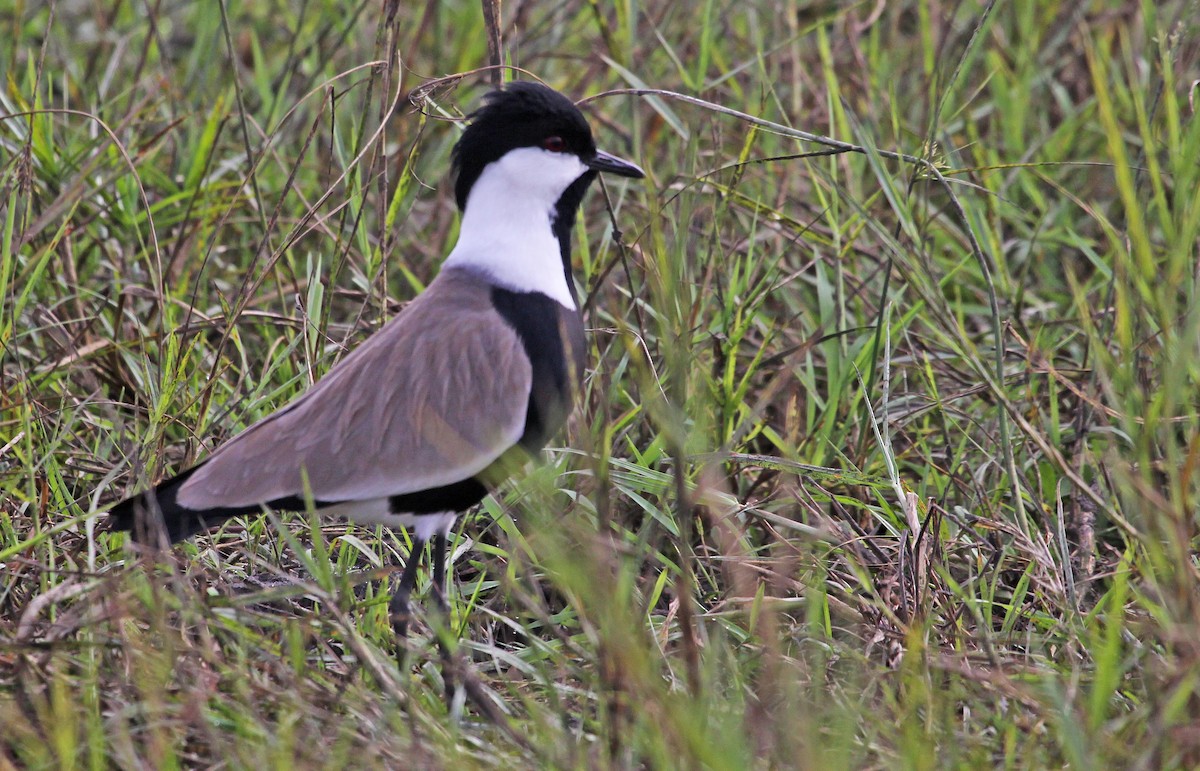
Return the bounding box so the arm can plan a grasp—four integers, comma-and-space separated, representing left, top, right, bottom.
175, 269, 532, 510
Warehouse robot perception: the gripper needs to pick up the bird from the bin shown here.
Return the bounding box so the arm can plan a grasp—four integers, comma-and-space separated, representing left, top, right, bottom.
108, 80, 644, 662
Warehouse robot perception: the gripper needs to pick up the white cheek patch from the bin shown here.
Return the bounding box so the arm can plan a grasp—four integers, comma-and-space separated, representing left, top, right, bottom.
492, 148, 590, 200
442, 148, 591, 309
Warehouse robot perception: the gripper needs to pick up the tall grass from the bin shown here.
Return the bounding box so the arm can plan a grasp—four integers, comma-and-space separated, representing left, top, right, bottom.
3, 0, 1199, 767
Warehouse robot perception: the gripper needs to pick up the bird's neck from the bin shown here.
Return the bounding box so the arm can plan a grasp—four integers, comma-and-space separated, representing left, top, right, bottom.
549, 171, 598, 306
443, 170, 596, 311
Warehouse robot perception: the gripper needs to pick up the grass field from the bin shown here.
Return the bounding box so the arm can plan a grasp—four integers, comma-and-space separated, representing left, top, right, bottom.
3, 0, 1200, 767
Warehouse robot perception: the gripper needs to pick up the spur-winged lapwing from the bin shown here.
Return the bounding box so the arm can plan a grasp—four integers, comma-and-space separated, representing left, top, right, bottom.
110, 81, 644, 653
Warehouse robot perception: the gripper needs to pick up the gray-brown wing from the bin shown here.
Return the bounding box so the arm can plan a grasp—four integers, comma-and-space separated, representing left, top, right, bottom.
176, 272, 531, 509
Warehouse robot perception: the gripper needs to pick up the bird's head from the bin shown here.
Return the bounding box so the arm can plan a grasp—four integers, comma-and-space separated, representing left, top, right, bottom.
452, 81, 644, 214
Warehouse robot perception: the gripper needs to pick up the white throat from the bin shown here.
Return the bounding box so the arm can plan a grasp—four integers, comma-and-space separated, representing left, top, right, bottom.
443, 147, 589, 309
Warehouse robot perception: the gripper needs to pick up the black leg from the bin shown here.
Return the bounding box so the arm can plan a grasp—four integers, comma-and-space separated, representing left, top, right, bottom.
431, 532, 448, 615
430, 532, 459, 707
390, 534, 425, 666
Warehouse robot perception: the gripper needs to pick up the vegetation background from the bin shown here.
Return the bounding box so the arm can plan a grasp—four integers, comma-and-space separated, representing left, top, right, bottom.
2, 0, 1199, 767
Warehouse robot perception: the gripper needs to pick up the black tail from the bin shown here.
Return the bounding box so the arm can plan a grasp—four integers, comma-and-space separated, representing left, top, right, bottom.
109, 464, 248, 544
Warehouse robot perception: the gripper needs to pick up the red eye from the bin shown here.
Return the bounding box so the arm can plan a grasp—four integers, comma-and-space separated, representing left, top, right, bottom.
542, 136, 567, 152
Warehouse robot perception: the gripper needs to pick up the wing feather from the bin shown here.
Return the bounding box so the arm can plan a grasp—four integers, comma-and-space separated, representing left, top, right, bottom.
176, 270, 531, 509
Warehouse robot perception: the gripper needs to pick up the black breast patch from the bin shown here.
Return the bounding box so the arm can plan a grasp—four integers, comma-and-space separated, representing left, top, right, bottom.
489, 287, 587, 453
